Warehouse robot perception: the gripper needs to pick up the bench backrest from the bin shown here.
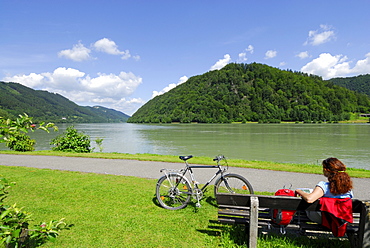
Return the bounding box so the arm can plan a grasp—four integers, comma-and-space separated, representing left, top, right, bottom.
216, 193, 364, 213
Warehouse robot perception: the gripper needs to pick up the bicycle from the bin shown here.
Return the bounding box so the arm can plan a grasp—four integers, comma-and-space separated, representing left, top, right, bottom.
156, 155, 254, 210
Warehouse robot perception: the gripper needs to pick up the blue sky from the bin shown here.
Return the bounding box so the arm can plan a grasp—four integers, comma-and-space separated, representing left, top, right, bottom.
1, 1, 370, 115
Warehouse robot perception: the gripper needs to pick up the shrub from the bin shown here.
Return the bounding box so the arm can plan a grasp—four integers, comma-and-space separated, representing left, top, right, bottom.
0, 114, 57, 152
5, 133, 36, 152
50, 126, 91, 153
0, 177, 70, 247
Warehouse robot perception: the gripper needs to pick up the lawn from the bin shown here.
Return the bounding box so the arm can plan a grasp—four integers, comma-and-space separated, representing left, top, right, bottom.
0, 164, 351, 247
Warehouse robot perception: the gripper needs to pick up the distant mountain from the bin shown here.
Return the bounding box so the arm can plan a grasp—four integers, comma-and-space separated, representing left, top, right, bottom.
84, 105, 130, 122
0, 81, 130, 123
329, 74, 370, 98
128, 63, 370, 123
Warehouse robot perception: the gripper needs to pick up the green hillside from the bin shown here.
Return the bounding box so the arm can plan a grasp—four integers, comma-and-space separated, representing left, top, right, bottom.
128, 63, 370, 123
0, 81, 130, 123
329, 74, 370, 98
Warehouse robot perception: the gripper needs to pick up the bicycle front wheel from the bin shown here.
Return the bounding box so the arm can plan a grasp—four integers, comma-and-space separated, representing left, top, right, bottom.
156, 174, 192, 210
214, 173, 254, 196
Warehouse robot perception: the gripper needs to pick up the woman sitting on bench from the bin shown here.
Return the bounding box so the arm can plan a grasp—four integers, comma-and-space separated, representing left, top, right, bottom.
296, 157, 353, 205
295, 158, 354, 236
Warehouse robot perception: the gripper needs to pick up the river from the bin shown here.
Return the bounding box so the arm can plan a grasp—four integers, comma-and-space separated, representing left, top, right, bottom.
1, 123, 369, 170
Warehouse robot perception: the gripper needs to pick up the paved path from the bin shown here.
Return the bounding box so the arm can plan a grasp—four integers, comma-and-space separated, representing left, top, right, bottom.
1, 154, 369, 199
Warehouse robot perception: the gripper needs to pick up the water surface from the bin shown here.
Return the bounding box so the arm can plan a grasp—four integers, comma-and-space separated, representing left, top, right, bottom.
2, 123, 369, 170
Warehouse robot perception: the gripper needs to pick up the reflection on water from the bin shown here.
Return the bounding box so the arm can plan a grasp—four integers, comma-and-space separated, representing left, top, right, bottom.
1, 123, 369, 170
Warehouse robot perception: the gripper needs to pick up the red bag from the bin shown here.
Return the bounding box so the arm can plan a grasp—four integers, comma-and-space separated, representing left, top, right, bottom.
271, 188, 296, 226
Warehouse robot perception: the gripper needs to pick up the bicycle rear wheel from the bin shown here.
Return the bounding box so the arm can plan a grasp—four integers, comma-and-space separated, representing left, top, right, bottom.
214, 173, 254, 196
156, 174, 192, 210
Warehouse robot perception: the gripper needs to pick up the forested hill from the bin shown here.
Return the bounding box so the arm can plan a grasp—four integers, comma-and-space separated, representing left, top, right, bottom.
0, 81, 130, 123
128, 63, 370, 123
329, 74, 370, 98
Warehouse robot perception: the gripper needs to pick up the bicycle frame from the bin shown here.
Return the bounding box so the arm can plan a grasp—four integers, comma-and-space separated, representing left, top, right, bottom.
160, 160, 225, 208
184, 164, 224, 191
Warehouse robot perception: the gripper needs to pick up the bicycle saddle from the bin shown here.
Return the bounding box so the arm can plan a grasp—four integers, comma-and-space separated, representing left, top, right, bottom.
179, 155, 193, 161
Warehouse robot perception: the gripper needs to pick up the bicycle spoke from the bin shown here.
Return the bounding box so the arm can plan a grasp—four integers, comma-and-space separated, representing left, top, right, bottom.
214, 174, 254, 195
156, 174, 192, 210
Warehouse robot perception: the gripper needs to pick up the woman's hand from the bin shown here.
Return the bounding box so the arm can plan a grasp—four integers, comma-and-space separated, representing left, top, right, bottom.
296, 186, 324, 203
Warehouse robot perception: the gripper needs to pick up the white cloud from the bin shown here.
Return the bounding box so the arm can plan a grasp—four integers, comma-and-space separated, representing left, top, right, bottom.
152, 83, 177, 98
351, 52, 370, 74
93, 38, 133, 60
93, 38, 122, 55
210, 54, 231, 71
304, 24, 336, 46
296, 51, 310, 59
265, 50, 277, 59
3, 73, 45, 88
2, 67, 142, 115
300, 52, 370, 79
58, 38, 139, 62
178, 75, 188, 84
113, 97, 146, 116
132, 55, 141, 61
58, 42, 92, 62
80, 71, 142, 97
238, 52, 247, 62
246, 45, 254, 54
43, 67, 86, 91
301, 53, 349, 79
152, 76, 188, 98
237, 45, 254, 63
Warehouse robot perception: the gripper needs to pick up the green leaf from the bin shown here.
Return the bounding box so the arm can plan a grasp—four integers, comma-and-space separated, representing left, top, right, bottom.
0, 209, 11, 219
11, 228, 21, 237
5, 235, 12, 244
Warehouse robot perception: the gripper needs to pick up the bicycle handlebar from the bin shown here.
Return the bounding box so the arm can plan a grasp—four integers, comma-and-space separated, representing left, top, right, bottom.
213, 155, 225, 162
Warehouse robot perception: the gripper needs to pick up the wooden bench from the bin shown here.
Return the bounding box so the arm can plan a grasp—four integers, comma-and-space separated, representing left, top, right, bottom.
216, 193, 370, 248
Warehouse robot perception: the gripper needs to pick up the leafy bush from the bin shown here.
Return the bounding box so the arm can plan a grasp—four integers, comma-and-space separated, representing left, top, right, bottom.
50, 126, 92, 153
0, 177, 70, 247
5, 133, 36, 152
0, 114, 57, 152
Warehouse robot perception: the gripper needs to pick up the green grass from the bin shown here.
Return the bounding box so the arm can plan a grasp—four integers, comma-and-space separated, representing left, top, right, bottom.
1, 150, 369, 178
1, 165, 351, 247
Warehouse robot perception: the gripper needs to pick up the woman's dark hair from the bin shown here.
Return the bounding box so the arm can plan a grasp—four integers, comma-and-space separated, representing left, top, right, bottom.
322, 158, 353, 195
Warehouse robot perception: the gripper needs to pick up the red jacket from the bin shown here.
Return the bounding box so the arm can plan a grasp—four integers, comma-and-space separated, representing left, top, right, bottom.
319, 197, 353, 237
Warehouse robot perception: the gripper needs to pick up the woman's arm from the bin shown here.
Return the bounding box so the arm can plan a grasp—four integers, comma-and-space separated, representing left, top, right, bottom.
296, 186, 324, 203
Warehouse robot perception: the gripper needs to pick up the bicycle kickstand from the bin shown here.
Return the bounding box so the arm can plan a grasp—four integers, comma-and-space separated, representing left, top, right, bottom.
195, 190, 202, 208
196, 199, 201, 208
